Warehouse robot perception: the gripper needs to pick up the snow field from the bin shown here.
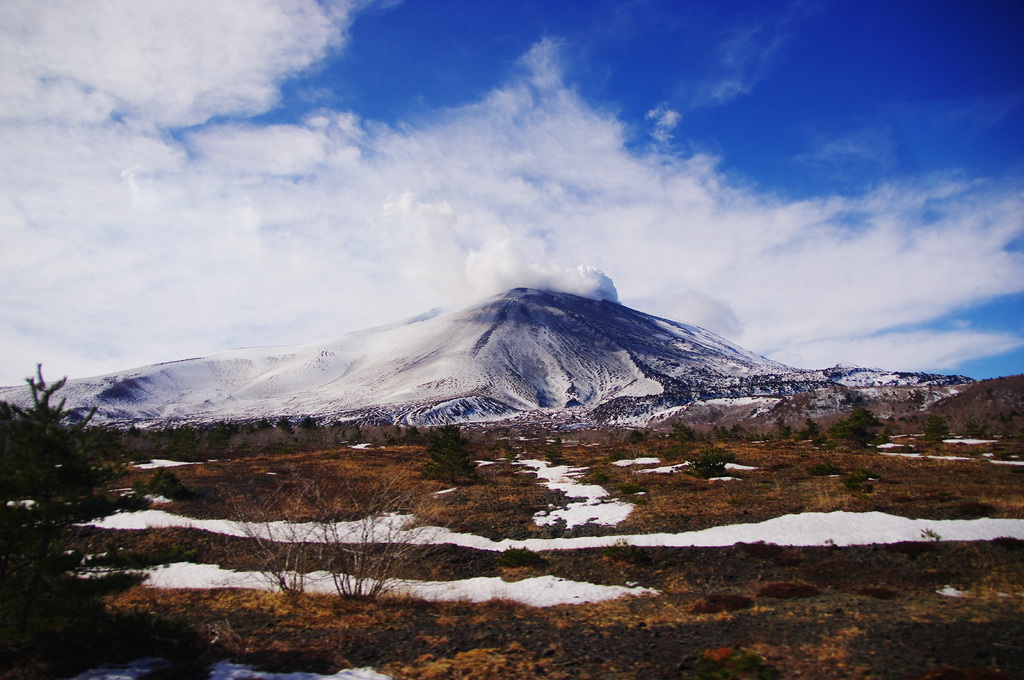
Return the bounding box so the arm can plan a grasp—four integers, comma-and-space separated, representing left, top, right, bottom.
90, 508, 1024, 555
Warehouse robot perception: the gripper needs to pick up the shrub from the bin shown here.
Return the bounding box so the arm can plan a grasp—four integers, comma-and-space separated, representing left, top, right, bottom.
841, 468, 878, 493
544, 447, 565, 465
737, 542, 784, 560
617, 481, 647, 495
600, 540, 650, 565
626, 429, 647, 444
584, 469, 610, 484
236, 474, 438, 599
807, 461, 841, 476
133, 468, 195, 501
687, 448, 735, 479
692, 647, 776, 679
992, 537, 1024, 551
496, 548, 545, 568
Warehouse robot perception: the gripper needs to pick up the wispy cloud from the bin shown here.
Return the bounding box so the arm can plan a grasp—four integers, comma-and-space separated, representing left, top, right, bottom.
683, 5, 805, 109
0, 5, 1022, 384
796, 125, 898, 170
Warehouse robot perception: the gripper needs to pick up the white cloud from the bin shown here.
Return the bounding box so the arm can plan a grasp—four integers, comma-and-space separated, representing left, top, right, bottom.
0, 0, 357, 126
646, 105, 681, 143
0, 11, 1022, 385
775, 329, 1024, 373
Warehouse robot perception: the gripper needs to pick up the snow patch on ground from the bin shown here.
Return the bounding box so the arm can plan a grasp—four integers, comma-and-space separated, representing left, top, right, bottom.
611, 457, 661, 467
138, 562, 655, 607
639, 463, 690, 474
517, 459, 634, 529
209, 661, 390, 680
68, 657, 170, 680
133, 459, 200, 470
943, 438, 998, 445
70, 658, 392, 680
90, 509, 1024, 553
879, 452, 973, 461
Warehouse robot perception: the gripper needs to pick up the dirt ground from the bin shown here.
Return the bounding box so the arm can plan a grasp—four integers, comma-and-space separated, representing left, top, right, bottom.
52, 434, 1024, 679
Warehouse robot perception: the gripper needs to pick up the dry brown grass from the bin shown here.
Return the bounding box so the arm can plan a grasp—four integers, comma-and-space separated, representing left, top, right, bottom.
384, 643, 571, 680
75, 435, 1024, 679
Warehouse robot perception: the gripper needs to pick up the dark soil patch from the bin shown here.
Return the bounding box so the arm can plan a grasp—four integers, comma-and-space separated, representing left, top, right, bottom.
755, 582, 821, 598
885, 541, 938, 558
856, 586, 900, 600
904, 668, 1012, 680
689, 594, 754, 613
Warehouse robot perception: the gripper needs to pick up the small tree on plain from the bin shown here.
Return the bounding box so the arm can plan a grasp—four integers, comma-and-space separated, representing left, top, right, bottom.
422, 425, 477, 483
923, 414, 950, 442
829, 407, 882, 448
671, 422, 696, 443
0, 367, 129, 636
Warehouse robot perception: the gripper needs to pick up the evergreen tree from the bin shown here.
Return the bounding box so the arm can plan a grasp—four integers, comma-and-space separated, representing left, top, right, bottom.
798, 418, 821, 440
671, 422, 696, 443
423, 425, 476, 482
963, 416, 986, 438
923, 414, 950, 442
828, 407, 882, 448
0, 367, 128, 636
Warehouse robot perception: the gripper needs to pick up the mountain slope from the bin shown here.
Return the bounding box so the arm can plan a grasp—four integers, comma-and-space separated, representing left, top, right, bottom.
0, 288, 969, 426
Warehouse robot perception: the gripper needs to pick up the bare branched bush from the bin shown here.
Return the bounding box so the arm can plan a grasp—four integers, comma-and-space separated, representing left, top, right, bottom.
232, 467, 439, 599
231, 484, 323, 595
314, 472, 439, 599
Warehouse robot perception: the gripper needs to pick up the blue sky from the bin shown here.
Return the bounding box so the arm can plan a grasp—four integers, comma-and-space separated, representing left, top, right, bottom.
1, 0, 1022, 385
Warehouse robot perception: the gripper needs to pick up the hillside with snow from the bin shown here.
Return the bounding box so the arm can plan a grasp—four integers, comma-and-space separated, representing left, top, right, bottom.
0, 288, 969, 426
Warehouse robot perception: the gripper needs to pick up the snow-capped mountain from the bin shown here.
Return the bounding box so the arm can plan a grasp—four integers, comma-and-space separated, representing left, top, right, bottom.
0, 288, 969, 426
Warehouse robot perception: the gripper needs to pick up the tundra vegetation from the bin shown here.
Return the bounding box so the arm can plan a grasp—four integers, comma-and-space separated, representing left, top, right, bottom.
1, 375, 1024, 679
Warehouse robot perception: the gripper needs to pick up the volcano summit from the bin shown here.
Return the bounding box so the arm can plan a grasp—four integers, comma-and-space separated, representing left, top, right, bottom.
0, 289, 968, 426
